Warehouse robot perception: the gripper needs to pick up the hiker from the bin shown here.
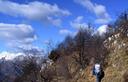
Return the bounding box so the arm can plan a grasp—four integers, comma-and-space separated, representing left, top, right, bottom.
92, 63, 104, 82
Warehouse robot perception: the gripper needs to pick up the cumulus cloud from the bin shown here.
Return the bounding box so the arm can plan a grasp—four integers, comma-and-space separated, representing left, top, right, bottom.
70, 16, 88, 29
0, 23, 37, 47
74, 0, 111, 24
59, 29, 72, 35
95, 18, 110, 24
0, 1, 71, 26
43, 40, 51, 45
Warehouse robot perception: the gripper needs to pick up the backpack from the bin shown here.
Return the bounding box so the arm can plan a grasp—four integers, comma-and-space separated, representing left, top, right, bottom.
92, 64, 105, 79
97, 68, 104, 79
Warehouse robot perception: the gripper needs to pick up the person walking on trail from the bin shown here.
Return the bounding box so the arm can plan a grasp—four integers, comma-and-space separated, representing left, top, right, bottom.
92, 63, 104, 82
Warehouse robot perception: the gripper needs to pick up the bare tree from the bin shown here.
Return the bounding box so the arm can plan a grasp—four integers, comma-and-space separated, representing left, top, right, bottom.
73, 28, 93, 69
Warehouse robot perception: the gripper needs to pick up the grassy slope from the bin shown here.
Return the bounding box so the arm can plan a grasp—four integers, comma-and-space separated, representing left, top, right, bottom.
75, 34, 128, 82
50, 32, 128, 82
103, 39, 128, 82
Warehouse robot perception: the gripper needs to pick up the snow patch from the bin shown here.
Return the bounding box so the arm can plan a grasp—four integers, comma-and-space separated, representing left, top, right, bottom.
0, 51, 24, 60
97, 25, 108, 35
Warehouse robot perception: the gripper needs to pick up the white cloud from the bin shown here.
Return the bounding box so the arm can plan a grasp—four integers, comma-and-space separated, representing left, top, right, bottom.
43, 40, 50, 45
0, 23, 37, 47
47, 17, 62, 26
59, 29, 72, 35
95, 18, 110, 24
0, 1, 71, 26
74, 0, 93, 11
97, 25, 108, 35
70, 16, 88, 29
74, 0, 111, 24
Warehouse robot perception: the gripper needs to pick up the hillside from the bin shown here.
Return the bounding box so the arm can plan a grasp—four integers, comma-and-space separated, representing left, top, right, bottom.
102, 23, 128, 82
77, 16, 128, 82
48, 13, 128, 82
80, 25, 128, 82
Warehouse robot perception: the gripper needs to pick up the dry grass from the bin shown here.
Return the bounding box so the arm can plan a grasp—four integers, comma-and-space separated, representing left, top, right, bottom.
73, 38, 128, 82
102, 47, 128, 82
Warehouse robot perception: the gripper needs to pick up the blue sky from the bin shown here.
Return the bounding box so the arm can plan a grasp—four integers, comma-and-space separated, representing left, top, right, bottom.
0, 0, 127, 53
